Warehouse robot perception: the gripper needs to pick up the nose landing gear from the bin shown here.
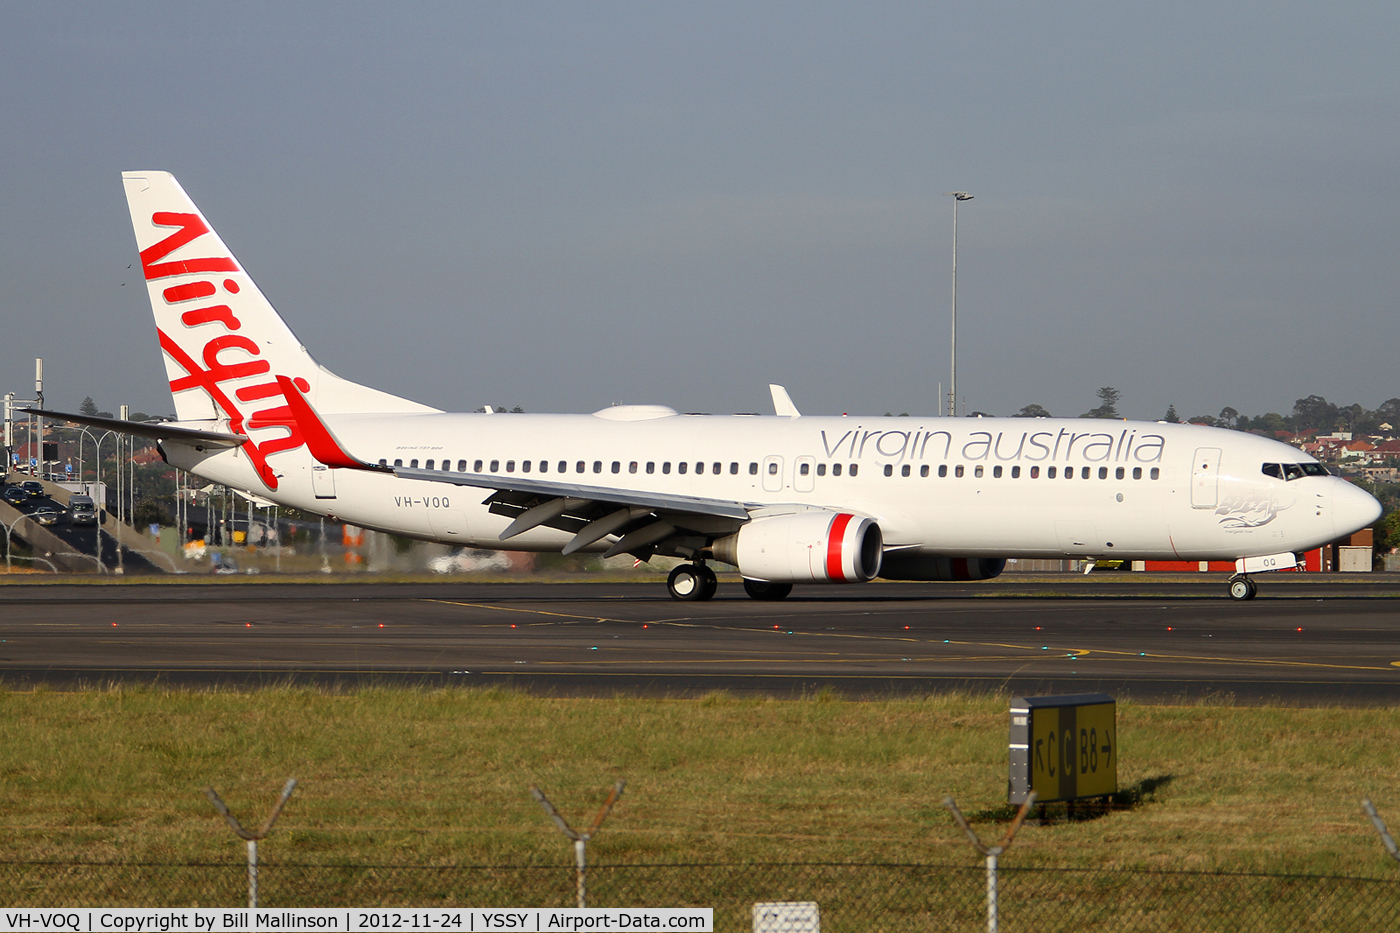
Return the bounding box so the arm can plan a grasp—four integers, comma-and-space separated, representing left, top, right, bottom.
1228, 574, 1258, 601
667, 562, 718, 601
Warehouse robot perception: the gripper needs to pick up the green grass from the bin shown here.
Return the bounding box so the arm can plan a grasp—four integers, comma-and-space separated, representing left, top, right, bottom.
1, 686, 1398, 879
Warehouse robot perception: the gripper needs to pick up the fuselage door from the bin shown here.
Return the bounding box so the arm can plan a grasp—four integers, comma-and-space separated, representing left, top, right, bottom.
1191, 447, 1222, 509
794, 456, 816, 493
762, 455, 784, 493
311, 464, 336, 499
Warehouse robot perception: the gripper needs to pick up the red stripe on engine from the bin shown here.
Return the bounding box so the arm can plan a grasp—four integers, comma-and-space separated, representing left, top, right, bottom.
826, 513, 854, 582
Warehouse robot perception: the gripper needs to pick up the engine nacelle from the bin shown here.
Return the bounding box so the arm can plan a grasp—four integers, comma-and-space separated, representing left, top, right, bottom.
712, 511, 882, 584
877, 553, 1007, 581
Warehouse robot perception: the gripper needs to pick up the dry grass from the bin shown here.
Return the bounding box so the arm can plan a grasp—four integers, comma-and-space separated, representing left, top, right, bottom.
0, 686, 1397, 876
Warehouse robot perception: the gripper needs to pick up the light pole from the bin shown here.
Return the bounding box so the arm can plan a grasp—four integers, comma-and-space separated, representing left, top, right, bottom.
945, 191, 973, 418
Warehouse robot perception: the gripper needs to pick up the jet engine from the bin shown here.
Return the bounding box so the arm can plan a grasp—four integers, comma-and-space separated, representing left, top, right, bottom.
711, 510, 882, 584
877, 553, 1007, 581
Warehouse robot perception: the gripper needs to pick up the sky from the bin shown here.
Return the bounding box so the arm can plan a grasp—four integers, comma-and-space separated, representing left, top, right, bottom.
2, 2, 1398, 423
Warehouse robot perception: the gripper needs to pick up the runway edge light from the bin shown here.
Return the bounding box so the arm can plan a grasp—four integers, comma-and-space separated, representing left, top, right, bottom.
1008, 694, 1117, 805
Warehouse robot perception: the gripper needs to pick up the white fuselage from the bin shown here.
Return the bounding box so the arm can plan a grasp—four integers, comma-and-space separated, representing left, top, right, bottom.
164, 410, 1374, 564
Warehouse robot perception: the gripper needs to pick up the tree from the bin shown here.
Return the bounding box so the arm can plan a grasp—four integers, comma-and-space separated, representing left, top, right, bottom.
1082, 387, 1122, 419
1163, 405, 1180, 423
1188, 415, 1218, 426
1219, 406, 1238, 428
79, 397, 99, 417
1013, 404, 1051, 418
1293, 395, 1339, 433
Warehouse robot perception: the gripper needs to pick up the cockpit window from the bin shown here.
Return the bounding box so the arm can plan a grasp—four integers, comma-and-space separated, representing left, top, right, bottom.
1263, 462, 1329, 481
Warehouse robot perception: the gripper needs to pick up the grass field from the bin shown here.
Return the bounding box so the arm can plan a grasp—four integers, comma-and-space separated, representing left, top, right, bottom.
2, 686, 1398, 879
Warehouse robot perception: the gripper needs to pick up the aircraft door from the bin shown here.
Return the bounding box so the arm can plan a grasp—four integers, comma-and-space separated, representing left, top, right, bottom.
1191, 447, 1222, 509
311, 464, 336, 499
762, 455, 784, 493
794, 456, 816, 493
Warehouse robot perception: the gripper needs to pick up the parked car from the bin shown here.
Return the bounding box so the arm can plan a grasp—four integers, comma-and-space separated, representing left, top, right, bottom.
68, 495, 98, 526
29, 504, 64, 526
20, 481, 45, 498
2, 487, 28, 506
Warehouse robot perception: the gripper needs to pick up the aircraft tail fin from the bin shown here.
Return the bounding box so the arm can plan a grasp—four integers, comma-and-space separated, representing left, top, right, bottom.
121, 172, 435, 489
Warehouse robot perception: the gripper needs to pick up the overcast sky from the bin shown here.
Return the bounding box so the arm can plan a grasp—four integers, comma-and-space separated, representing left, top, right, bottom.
2, 2, 1397, 423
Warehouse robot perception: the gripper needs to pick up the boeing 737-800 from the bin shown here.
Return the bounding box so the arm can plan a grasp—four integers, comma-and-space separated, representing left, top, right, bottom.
33, 172, 1383, 600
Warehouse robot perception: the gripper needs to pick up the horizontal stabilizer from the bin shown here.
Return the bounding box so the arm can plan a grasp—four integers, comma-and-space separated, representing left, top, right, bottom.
23, 409, 246, 447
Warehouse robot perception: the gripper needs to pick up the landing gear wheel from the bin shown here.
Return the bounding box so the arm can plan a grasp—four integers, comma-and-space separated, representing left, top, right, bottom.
743, 578, 794, 601
1245, 578, 1258, 600
668, 564, 717, 601
697, 564, 718, 601
1228, 576, 1254, 601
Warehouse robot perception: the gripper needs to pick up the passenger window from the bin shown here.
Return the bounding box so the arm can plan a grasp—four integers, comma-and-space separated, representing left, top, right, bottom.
473, 459, 483, 472
410, 459, 419, 469
749, 463, 759, 475
730, 463, 739, 474
1047, 466, 1056, 479
576, 461, 585, 473
394, 459, 403, 467
379, 459, 388, 467
713, 463, 721, 475
1081, 467, 1091, 479
938, 464, 948, 477
1011, 466, 1020, 478
849, 464, 858, 476
593, 461, 603, 473
506, 460, 515, 472
558, 461, 567, 473
902, 465, 911, 477
1115, 467, 1124, 480
1150, 468, 1160, 480
883, 465, 893, 477
521, 461, 530, 473
679, 462, 688, 474
646, 462, 655, 474
920, 465, 929, 477
801, 463, 811, 476
629, 462, 638, 474
975, 465, 984, 478
612, 461, 621, 474
955, 465, 965, 478
817, 463, 827, 476
458, 460, 467, 472
425, 459, 435, 470
1133, 467, 1142, 480
833, 463, 842, 476
768, 463, 779, 475
663, 462, 671, 474
1066, 468, 1075, 480
696, 462, 705, 475
993, 465, 1002, 478
1030, 466, 1039, 478
1098, 467, 1108, 479
539, 461, 548, 473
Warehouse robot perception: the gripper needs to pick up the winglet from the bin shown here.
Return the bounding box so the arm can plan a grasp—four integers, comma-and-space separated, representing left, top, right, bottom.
770, 384, 801, 418
276, 375, 386, 471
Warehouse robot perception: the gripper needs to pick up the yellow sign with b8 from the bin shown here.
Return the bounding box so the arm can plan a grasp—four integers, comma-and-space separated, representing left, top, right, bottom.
1009, 694, 1117, 804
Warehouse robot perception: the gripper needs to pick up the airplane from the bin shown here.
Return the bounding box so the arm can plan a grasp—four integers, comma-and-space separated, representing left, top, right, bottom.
32, 171, 1383, 601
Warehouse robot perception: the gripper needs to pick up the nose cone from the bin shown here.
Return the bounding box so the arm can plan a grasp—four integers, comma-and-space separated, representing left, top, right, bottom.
1333, 480, 1382, 539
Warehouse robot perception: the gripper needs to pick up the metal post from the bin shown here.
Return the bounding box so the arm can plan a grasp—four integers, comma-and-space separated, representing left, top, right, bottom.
1362, 799, 1400, 863
944, 193, 972, 418
945, 791, 1034, 933
205, 778, 297, 910
531, 781, 625, 908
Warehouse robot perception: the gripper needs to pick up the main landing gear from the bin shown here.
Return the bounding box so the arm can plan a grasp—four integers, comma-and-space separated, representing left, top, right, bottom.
1228, 574, 1258, 601
667, 562, 718, 601
742, 578, 793, 601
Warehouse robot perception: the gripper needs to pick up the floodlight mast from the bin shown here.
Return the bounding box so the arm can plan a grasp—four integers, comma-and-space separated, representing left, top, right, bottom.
945, 192, 973, 418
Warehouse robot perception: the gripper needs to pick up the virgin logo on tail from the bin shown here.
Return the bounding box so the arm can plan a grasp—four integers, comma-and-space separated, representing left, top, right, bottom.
144, 211, 306, 490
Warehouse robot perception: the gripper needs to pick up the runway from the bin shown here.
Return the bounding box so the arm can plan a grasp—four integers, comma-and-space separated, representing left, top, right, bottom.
0, 577, 1397, 704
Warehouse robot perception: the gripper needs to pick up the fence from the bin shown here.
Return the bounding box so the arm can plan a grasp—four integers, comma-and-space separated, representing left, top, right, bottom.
1, 861, 1397, 931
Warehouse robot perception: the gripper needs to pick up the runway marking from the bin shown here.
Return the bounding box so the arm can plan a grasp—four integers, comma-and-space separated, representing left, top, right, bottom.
424, 599, 633, 625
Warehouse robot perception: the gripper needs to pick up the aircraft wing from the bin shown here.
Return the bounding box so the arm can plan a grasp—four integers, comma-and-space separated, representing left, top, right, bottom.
21, 408, 247, 447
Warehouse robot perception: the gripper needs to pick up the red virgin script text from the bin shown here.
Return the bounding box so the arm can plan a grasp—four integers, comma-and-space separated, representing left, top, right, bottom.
142, 211, 307, 490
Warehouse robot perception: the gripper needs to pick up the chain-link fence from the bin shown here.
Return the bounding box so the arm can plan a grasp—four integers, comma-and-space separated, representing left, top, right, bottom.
1, 861, 1397, 930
